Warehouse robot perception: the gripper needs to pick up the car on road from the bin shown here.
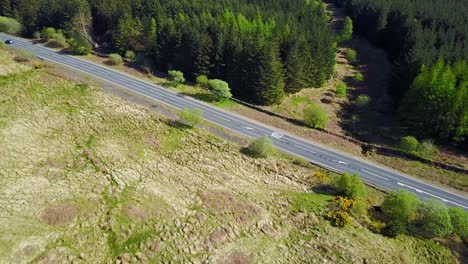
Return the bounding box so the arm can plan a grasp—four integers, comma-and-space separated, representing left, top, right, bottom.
5, 39, 13, 44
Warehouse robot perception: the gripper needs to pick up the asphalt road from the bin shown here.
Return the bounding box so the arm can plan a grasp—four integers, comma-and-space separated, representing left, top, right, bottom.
1, 33, 467, 209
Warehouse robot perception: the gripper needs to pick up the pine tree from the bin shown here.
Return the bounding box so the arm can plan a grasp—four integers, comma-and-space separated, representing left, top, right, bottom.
146, 17, 157, 56
254, 43, 285, 105
284, 40, 307, 93
0, 0, 12, 17
192, 31, 213, 78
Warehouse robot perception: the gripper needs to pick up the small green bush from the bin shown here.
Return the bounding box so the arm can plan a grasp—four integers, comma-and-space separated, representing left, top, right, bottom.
400, 136, 419, 153
331, 172, 367, 200
449, 207, 468, 242
14, 49, 36, 62
303, 103, 328, 129
336, 82, 347, 97
381, 190, 419, 235
47, 32, 67, 48
177, 108, 203, 127
354, 72, 364, 82
0, 16, 21, 35
168, 70, 185, 84
196, 75, 209, 88
355, 94, 371, 108
108, 53, 123, 65
67, 33, 92, 55
245, 136, 274, 158
124, 50, 136, 61
416, 199, 453, 238
208, 79, 232, 99
0, 41, 7, 50
345, 49, 357, 63
41, 27, 56, 40
417, 139, 437, 159
33, 31, 41, 39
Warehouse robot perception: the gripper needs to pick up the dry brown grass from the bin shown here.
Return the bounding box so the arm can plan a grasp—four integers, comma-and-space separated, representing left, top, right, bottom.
123, 205, 149, 221
200, 191, 263, 224
41, 202, 78, 226
218, 252, 252, 264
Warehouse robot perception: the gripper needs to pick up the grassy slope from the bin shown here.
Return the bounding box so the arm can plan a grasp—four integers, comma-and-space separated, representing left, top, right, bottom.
0, 49, 459, 263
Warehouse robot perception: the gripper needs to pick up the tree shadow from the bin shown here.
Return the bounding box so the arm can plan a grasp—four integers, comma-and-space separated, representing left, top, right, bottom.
166, 119, 192, 130
311, 184, 336, 196
182, 92, 220, 104
32, 39, 47, 44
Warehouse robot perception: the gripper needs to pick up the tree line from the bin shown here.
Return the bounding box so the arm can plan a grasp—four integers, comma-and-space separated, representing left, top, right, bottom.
333, 0, 468, 148
0, 0, 336, 105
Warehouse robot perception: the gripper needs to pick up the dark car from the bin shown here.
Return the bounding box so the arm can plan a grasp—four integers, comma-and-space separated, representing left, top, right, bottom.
5, 39, 13, 44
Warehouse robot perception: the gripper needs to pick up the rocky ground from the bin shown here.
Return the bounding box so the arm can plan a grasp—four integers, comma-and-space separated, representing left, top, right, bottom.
0, 49, 460, 263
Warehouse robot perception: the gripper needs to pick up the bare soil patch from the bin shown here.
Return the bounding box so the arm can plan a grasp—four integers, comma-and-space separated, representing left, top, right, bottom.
123, 205, 149, 221
209, 228, 227, 246
41, 202, 78, 226
200, 191, 262, 224
143, 133, 160, 147
218, 252, 252, 264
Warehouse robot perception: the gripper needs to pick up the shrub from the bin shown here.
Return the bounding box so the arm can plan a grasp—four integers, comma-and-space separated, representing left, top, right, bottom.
208, 79, 232, 99
0, 16, 21, 35
41, 27, 56, 40
0, 41, 7, 50
177, 108, 203, 127
400, 136, 419, 153
354, 72, 364, 82
383, 223, 407, 237
292, 157, 310, 167
48, 32, 67, 48
381, 190, 419, 233
196, 75, 209, 88
328, 211, 352, 227
67, 33, 92, 55
108, 53, 123, 65
417, 139, 437, 159
245, 136, 274, 158
345, 49, 357, 63
331, 196, 355, 212
313, 171, 329, 183
338, 16, 353, 43
14, 49, 36, 62
355, 94, 371, 108
416, 199, 453, 238
449, 207, 468, 242
124, 50, 136, 61
369, 220, 387, 234
168, 70, 185, 84
33, 31, 41, 39
332, 172, 367, 200
335, 82, 347, 97
303, 103, 328, 129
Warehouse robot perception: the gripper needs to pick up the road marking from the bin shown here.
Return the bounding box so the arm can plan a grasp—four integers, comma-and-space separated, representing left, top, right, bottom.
332, 160, 348, 165
271, 132, 284, 139
360, 169, 389, 181
244, 127, 254, 130
397, 182, 468, 209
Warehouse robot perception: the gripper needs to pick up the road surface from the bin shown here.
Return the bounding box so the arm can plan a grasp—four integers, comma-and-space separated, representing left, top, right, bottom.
1, 33, 466, 209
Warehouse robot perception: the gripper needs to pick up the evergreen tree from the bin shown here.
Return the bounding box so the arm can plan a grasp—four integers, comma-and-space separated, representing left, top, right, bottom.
284, 40, 307, 93
0, 0, 12, 17
254, 43, 285, 105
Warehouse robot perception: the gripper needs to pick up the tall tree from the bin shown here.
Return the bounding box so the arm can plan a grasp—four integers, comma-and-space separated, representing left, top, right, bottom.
254, 42, 285, 105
